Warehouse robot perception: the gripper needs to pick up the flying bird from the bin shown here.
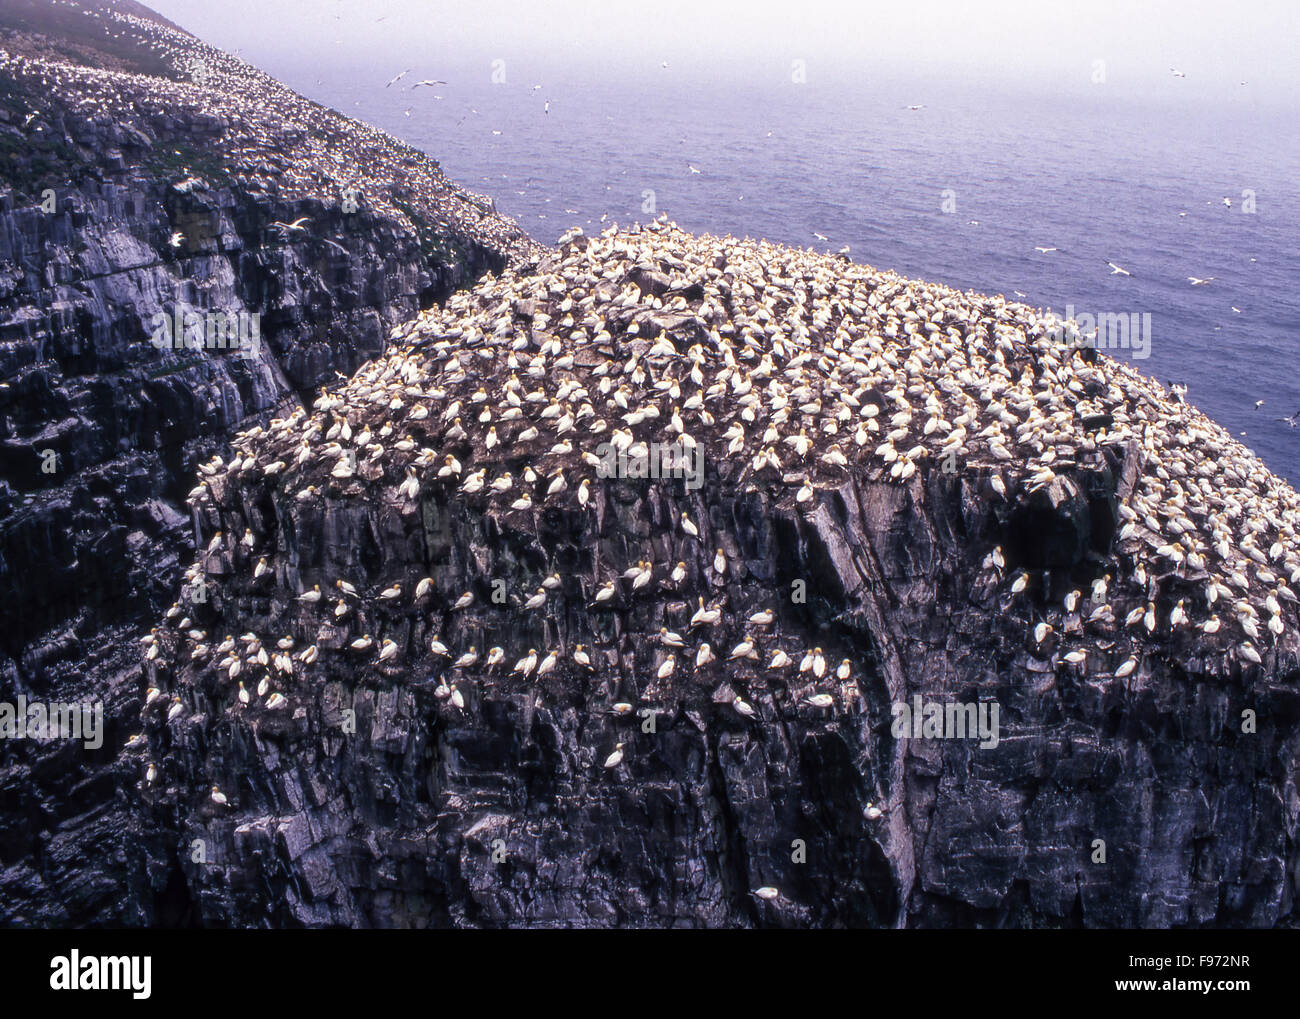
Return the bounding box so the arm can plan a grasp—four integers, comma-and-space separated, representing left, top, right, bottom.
316, 236, 349, 256
385, 69, 412, 88
1107, 262, 1131, 276
1187, 276, 1215, 286
1034, 246, 1057, 253
411, 79, 448, 88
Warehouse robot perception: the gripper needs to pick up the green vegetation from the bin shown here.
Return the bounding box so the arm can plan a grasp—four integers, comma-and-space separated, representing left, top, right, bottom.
144, 354, 209, 380
0, 0, 180, 78
141, 137, 233, 186
0, 81, 92, 198
391, 196, 472, 271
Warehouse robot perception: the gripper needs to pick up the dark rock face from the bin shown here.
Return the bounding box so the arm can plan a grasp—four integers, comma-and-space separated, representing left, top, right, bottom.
139, 453, 899, 928
0, 0, 537, 926
135, 431, 1300, 929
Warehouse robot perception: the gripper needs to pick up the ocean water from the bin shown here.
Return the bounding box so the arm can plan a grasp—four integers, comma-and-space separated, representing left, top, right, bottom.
274, 63, 1300, 484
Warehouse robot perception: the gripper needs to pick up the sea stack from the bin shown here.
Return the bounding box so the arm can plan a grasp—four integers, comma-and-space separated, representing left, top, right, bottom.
134, 218, 1300, 928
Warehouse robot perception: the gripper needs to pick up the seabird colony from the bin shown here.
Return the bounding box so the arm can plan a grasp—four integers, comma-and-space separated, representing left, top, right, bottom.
132, 217, 1300, 796
0, 1, 539, 266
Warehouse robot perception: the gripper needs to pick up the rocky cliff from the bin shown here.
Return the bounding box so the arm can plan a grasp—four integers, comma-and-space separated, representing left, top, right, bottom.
132, 220, 1300, 928
4, 2, 1297, 930
0, 0, 538, 925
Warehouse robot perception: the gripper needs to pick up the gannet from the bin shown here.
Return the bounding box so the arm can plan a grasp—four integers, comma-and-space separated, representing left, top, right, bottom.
728, 637, 755, 660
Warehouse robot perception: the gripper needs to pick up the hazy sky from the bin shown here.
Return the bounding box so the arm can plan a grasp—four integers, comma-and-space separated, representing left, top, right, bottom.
144, 0, 1300, 99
